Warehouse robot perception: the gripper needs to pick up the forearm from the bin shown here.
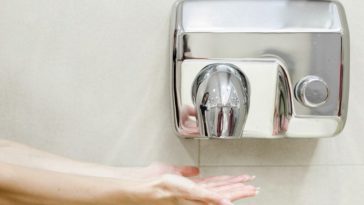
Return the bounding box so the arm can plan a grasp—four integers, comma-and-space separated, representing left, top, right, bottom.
0, 140, 255, 205
0, 139, 135, 179
0, 162, 146, 205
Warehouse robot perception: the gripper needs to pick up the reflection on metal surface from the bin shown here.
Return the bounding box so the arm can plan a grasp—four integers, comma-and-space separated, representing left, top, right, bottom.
170, 0, 350, 139
273, 65, 293, 135
192, 64, 250, 138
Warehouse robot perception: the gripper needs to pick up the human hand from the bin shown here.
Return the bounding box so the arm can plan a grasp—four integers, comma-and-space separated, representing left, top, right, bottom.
0, 140, 258, 205
138, 174, 258, 205
135, 163, 200, 179
110, 163, 258, 205
118, 163, 253, 181
180, 105, 200, 135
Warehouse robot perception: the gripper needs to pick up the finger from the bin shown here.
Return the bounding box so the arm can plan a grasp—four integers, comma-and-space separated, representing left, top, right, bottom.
200, 175, 254, 188
174, 166, 200, 177
186, 106, 197, 116
184, 120, 198, 128
209, 183, 246, 192
220, 185, 258, 201
192, 175, 233, 183
193, 175, 254, 184
163, 175, 231, 205
178, 199, 206, 205
185, 185, 227, 205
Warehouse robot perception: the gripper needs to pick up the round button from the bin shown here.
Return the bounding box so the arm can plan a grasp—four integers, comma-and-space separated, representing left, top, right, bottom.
295, 76, 329, 108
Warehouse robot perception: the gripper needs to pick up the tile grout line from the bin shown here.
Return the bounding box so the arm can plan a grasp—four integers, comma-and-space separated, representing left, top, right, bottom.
197, 140, 201, 166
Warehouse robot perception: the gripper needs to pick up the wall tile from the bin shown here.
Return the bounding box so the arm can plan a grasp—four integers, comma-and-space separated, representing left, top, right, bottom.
0, 0, 198, 166
0, 0, 362, 171
201, 166, 364, 205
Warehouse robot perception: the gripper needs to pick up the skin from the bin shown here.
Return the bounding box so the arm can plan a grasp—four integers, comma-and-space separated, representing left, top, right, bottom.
180, 105, 199, 135
0, 140, 258, 204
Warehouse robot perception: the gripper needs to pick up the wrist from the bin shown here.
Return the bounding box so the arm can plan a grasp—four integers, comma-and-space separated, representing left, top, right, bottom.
119, 178, 167, 205
90, 178, 156, 205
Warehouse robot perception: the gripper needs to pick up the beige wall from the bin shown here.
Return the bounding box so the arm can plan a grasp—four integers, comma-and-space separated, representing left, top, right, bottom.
0, 0, 363, 204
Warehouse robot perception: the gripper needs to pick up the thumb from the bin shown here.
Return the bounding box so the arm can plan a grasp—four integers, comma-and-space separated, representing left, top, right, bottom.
174, 166, 200, 177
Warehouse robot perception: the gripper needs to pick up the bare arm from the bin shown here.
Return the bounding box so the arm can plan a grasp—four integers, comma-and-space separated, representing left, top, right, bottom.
0, 139, 258, 204
0, 162, 131, 205
0, 139, 135, 179
0, 162, 257, 205
0, 140, 204, 180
